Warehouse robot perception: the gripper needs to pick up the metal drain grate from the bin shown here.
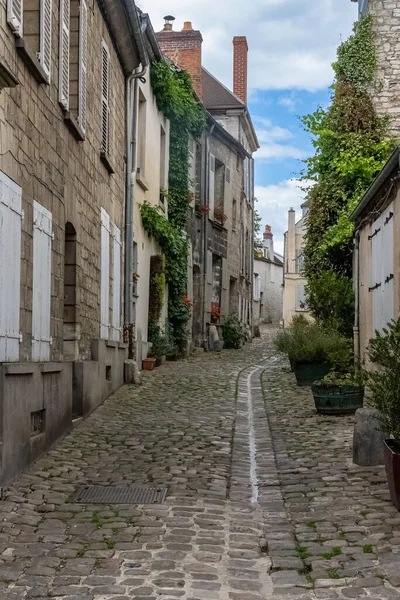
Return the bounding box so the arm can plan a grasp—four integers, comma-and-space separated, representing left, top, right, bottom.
68, 485, 168, 505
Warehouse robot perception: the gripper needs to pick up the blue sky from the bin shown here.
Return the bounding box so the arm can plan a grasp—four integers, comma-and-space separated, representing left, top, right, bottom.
138, 0, 358, 254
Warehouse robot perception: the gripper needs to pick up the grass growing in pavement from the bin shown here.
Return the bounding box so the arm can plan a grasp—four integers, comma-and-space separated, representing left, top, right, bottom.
328, 569, 340, 579
321, 547, 342, 560
363, 544, 374, 554
306, 521, 317, 528
296, 547, 312, 560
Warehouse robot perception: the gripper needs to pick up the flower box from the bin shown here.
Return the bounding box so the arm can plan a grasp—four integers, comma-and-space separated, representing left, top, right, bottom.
142, 357, 156, 371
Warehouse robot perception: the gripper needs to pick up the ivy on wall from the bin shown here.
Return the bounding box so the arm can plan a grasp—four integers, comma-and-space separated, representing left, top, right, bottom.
302, 14, 394, 336
140, 61, 206, 348
148, 255, 166, 334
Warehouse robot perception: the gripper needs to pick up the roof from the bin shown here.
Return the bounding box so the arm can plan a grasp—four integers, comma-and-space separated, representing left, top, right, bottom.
202, 68, 245, 111
350, 146, 400, 222
255, 253, 284, 267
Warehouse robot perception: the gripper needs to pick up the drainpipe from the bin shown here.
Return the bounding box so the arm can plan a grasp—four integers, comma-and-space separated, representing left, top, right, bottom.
353, 229, 360, 369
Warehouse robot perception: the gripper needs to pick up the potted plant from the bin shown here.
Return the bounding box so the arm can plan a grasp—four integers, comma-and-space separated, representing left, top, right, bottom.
364, 319, 400, 510
211, 302, 221, 324
311, 338, 364, 415
214, 207, 228, 226
274, 323, 349, 387
222, 315, 246, 349
148, 326, 170, 367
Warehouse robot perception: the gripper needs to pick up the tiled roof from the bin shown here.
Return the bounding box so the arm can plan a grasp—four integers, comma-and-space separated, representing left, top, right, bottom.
202, 67, 245, 110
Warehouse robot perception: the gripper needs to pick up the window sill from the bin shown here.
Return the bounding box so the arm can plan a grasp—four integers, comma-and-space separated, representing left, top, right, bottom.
0, 59, 19, 89
136, 170, 149, 191
64, 111, 85, 141
15, 38, 48, 84
100, 151, 115, 174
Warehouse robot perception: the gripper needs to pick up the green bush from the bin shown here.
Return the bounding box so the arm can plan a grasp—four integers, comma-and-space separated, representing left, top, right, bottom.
364, 319, 400, 440
274, 323, 352, 368
148, 326, 173, 359
222, 315, 246, 349
306, 272, 355, 338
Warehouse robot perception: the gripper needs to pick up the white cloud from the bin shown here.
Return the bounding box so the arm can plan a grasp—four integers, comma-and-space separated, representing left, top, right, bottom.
255, 179, 313, 254
253, 116, 307, 161
138, 0, 357, 93
278, 94, 299, 112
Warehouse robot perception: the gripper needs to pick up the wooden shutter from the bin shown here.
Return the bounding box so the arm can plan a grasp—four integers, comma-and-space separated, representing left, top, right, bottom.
7, 0, 23, 36
59, 0, 69, 109
100, 207, 110, 339
244, 157, 249, 199
188, 137, 196, 198
32, 201, 53, 361
40, 0, 52, 82
371, 214, 383, 333
0, 172, 22, 362
209, 154, 215, 220
78, 0, 88, 132
101, 41, 110, 154
111, 224, 121, 341
382, 203, 394, 330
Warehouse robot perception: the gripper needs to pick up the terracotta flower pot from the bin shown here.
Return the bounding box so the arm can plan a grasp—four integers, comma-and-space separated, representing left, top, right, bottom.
384, 439, 400, 511
142, 357, 156, 371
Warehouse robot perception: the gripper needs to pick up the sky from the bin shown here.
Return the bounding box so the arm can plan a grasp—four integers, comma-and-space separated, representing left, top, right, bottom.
138, 0, 358, 255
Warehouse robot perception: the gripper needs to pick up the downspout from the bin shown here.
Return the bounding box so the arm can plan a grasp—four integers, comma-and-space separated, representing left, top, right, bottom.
353, 229, 360, 369
203, 123, 215, 344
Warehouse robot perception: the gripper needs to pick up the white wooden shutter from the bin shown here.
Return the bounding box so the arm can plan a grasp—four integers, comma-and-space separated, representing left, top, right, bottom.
382, 203, 394, 330
32, 201, 53, 361
101, 41, 110, 154
59, 0, 70, 109
100, 207, 110, 339
0, 172, 22, 362
111, 223, 121, 341
209, 154, 215, 220
371, 214, 383, 333
78, 0, 88, 132
7, 0, 23, 36
244, 157, 249, 199
188, 138, 196, 197
40, 0, 52, 82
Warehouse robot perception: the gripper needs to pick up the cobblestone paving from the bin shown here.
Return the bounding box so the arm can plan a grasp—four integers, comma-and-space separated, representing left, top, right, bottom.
1, 328, 400, 600
263, 359, 400, 600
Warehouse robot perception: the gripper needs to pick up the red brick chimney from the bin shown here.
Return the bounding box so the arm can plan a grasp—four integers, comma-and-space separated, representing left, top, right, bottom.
233, 36, 248, 105
157, 17, 203, 98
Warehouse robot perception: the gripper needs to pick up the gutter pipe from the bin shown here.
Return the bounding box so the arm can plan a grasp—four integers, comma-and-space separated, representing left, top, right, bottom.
203, 122, 215, 344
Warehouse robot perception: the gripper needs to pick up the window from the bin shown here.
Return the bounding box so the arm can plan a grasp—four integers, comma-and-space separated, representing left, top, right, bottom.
137, 90, 147, 180
359, 0, 369, 17
7, 0, 52, 83
100, 207, 110, 339
214, 159, 225, 213
32, 201, 53, 361
111, 224, 121, 341
296, 249, 304, 274
212, 255, 222, 309
253, 273, 260, 301
160, 126, 167, 192
78, 0, 87, 130
232, 199, 237, 231
295, 284, 307, 312
0, 172, 22, 362
59, 0, 69, 108
195, 142, 202, 208
101, 41, 110, 155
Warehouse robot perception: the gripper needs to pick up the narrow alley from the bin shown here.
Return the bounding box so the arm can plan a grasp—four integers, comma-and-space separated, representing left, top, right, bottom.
1, 328, 398, 600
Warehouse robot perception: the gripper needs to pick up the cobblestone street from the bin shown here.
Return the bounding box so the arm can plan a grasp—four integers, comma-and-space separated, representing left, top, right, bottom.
1, 328, 400, 600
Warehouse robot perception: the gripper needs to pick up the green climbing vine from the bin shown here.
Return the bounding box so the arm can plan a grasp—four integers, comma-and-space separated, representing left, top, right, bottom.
140, 60, 206, 349
301, 14, 394, 336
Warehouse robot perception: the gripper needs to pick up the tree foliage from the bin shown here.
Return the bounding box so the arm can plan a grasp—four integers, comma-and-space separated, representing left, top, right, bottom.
301, 15, 394, 332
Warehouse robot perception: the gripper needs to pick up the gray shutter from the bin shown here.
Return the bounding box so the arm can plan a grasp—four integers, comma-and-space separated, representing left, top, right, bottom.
208, 154, 215, 220
371, 214, 383, 333
382, 203, 394, 330
100, 207, 110, 339
111, 224, 121, 341
7, 0, 23, 36
40, 0, 52, 82
78, 0, 88, 132
59, 0, 69, 108
0, 172, 22, 362
101, 41, 110, 154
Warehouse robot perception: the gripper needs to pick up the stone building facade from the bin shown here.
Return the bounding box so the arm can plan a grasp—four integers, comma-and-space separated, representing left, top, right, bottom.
157, 19, 258, 345
283, 207, 311, 327
253, 225, 283, 325
351, 0, 400, 136
0, 0, 146, 484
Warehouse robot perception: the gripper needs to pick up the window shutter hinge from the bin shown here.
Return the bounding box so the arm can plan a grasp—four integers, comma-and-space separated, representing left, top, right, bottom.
51, 231, 55, 241
21, 209, 24, 221
50, 337, 53, 346
19, 333, 23, 343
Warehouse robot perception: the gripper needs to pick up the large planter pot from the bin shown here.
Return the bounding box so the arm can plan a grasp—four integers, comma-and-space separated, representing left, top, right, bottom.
293, 362, 331, 387
311, 383, 364, 416
142, 357, 156, 371
384, 439, 400, 511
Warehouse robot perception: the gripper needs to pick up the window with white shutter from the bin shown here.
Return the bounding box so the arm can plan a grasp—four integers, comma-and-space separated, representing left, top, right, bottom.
382, 204, 394, 330
78, 0, 88, 132
32, 201, 53, 361
40, 0, 52, 82
111, 224, 121, 341
101, 41, 110, 155
295, 284, 307, 312
209, 154, 215, 220
59, 0, 70, 109
0, 172, 22, 363
100, 207, 110, 339
7, 0, 23, 36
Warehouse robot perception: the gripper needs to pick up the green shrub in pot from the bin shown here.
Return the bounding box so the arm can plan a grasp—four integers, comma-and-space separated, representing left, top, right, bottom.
364, 319, 400, 510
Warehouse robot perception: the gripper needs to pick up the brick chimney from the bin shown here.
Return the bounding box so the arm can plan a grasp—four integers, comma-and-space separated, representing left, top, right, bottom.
233, 36, 248, 105
263, 225, 274, 260
157, 17, 203, 98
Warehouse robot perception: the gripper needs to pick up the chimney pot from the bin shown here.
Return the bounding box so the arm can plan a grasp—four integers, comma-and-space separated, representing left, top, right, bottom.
182, 21, 193, 31
163, 15, 175, 31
